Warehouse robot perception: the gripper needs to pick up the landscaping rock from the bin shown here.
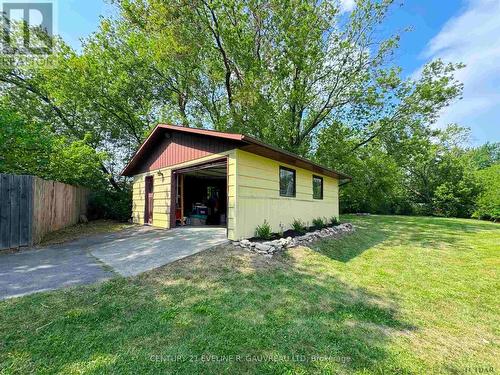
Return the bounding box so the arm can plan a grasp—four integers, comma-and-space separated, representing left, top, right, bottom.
255, 243, 272, 252
233, 223, 355, 256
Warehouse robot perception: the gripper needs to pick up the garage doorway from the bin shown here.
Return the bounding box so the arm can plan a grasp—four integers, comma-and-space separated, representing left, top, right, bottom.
171, 159, 228, 232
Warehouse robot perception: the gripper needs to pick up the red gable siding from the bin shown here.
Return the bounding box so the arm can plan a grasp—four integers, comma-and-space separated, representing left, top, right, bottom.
137, 131, 240, 173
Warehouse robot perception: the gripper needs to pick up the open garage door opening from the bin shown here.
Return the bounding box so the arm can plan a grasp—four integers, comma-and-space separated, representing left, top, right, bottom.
172, 159, 228, 229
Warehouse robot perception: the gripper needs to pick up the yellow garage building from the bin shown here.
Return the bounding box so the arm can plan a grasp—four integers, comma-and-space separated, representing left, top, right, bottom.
121, 124, 351, 240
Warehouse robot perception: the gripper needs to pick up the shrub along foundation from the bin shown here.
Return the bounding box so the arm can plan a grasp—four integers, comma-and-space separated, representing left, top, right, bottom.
234, 223, 355, 255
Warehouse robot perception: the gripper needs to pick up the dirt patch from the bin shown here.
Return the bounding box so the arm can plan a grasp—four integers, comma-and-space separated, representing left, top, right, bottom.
40, 220, 133, 246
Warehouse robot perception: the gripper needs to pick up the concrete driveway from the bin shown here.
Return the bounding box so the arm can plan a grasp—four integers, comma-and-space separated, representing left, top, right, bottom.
0, 226, 228, 300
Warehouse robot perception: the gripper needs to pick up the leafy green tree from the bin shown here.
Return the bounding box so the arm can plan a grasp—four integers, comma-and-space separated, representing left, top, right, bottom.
0, 105, 108, 188
473, 164, 500, 221
0, 23, 154, 189
467, 142, 499, 169
106, 0, 464, 154
0, 105, 53, 175
1, 0, 465, 177
396, 125, 482, 217
315, 125, 406, 214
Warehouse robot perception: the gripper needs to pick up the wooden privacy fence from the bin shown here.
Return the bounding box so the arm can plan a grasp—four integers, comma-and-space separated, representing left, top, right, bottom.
0, 174, 89, 250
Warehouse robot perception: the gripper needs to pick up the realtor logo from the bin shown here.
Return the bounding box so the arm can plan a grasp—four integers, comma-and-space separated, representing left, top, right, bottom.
1, 1, 53, 55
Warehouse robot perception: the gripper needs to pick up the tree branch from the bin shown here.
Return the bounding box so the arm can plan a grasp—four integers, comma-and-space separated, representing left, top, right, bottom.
1, 72, 122, 190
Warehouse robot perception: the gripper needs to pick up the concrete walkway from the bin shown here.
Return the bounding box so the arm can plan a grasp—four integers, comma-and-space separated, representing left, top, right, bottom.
0, 226, 228, 300
90, 227, 227, 277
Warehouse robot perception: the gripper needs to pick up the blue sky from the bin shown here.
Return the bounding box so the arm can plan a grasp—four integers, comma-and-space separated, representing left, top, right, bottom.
56, 0, 498, 145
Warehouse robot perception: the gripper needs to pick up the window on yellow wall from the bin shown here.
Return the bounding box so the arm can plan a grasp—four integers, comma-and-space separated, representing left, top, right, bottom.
279, 166, 296, 197
313, 175, 323, 199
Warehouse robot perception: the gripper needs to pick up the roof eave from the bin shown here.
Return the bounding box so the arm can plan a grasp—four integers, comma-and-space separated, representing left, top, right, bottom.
241, 134, 352, 180
120, 124, 246, 176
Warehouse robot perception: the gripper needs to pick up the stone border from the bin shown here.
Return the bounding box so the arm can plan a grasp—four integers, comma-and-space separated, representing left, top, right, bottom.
232, 223, 355, 255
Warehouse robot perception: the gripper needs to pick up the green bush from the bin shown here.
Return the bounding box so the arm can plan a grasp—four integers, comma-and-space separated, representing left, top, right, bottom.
432, 179, 480, 218
88, 187, 132, 222
473, 164, 500, 221
255, 220, 272, 240
329, 216, 340, 226
312, 217, 327, 230
291, 218, 307, 235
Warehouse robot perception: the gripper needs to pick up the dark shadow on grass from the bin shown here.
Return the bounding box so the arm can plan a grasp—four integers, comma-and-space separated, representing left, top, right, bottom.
313, 215, 499, 262
311, 221, 390, 262
0, 246, 416, 374
380, 215, 499, 251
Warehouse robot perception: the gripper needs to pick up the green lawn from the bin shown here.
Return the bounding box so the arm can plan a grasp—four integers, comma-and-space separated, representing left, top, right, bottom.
1, 215, 498, 374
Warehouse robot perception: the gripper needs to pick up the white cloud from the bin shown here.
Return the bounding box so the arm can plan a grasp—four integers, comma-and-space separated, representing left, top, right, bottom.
420, 0, 500, 143
340, 0, 356, 13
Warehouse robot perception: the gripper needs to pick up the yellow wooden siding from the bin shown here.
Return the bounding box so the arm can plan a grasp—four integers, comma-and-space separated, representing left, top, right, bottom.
131, 151, 237, 237
152, 171, 171, 227
131, 177, 145, 224
132, 172, 171, 227
233, 149, 339, 239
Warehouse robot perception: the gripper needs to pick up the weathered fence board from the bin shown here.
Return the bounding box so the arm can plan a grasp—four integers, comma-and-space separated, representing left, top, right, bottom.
31, 177, 89, 244
0, 174, 12, 248
20, 175, 32, 246
0, 174, 33, 249
9, 175, 20, 247
0, 174, 89, 250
